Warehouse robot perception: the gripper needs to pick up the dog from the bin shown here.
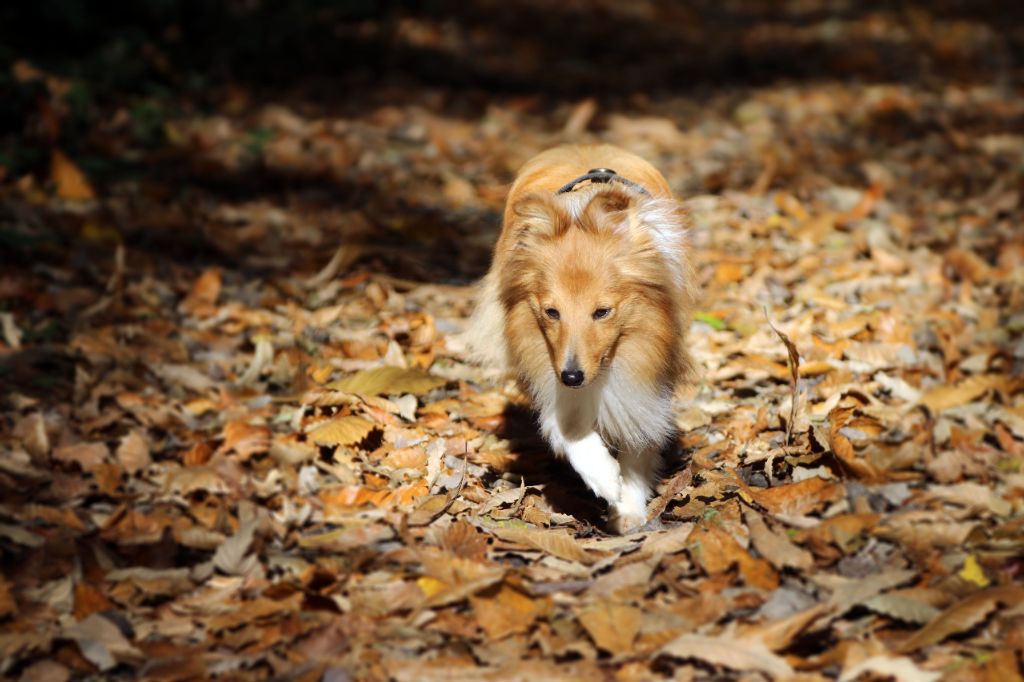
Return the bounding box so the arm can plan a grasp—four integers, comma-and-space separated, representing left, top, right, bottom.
466, 144, 698, 533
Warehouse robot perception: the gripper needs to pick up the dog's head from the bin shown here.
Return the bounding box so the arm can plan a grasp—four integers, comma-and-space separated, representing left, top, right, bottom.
499, 185, 691, 389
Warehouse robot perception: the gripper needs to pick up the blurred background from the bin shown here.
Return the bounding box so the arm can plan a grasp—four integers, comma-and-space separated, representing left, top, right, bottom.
2, 0, 1022, 284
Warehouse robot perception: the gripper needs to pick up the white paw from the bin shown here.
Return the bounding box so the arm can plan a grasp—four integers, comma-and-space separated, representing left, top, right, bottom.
609, 482, 649, 534
608, 507, 647, 534
578, 464, 622, 505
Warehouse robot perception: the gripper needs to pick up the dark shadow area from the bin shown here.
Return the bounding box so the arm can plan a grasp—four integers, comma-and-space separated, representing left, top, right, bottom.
3, 0, 1023, 102
496, 403, 607, 529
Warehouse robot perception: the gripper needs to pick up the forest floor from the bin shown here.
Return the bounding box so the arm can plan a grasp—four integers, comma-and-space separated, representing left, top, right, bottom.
2, 5, 1024, 681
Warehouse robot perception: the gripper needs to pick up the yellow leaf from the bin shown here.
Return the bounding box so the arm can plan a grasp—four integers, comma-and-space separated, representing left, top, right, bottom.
959, 554, 990, 588
308, 416, 375, 446
327, 365, 445, 396
417, 576, 448, 598
50, 149, 95, 201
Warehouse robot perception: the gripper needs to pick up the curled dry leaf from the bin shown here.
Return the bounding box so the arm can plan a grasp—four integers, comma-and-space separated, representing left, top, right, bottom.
898, 585, 1024, 653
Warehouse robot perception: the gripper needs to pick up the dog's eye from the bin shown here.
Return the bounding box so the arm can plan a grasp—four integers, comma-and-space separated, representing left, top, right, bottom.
544, 308, 560, 321
592, 307, 611, 320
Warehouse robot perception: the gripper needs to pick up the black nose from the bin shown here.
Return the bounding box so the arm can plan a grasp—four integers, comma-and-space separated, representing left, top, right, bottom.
560, 369, 585, 387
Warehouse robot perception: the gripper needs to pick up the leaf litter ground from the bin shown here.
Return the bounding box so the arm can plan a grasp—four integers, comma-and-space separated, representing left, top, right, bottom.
2, 16, 1024, 682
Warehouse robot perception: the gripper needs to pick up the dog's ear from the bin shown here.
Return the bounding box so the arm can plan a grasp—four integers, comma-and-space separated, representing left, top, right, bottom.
507, 193, 565, 247
579, 186, 639, 238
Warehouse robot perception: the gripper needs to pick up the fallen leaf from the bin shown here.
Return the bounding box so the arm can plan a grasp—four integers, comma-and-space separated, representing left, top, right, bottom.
919, 374, 1014, 413
744, 505, 814, 571
577, 603, 641, 655
471, 583, 547, 640
898, 585, 1024, 653
839, 655, 941, 682
748, 477, 843, 516
958, 554, 990, 587
50, 149, 95, 201
308, 416, 375, 446
62, 613, 143, 671
115, 430, 151, 475
482, 525, 597, 565
660, 634, 794, 678
328, 365, 446, 396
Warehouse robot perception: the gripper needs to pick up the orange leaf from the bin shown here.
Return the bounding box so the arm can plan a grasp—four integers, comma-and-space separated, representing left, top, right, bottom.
577, 603, 641, 655
747, 477, 843, 516
50, 149, 95, 200
470, 584, 547, 640
218, 421, 270, 460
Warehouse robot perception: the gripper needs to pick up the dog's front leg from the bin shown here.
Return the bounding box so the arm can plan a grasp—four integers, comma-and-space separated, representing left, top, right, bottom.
542, 415, 622, 506
609, 445, 660, 534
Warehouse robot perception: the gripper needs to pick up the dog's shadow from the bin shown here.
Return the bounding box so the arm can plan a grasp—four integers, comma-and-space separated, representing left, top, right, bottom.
493, 403, 607, 529
492, 404, 694, 531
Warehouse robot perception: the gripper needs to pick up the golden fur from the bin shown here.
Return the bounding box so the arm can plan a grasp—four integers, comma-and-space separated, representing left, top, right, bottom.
466, 145, 698, 533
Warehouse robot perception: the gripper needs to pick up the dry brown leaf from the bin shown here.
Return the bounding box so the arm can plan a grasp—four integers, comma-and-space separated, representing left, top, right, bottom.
688, 523, 778, 590
838, 656, 941, 682
218, 420, 270, 460
765, 310, 801, 445
52, 441, 109, 472
919, 374, 1014, 413
180, 268, 222, 314
748, 477, 844, 516
470, 584, 548, 640
328, 365, 446, 396
744, 505, 814, 570
115, 430, 151, 475
898, 585, 1024, 653
50, 149, 95, 201
577, 603, 641, 655
659, 633, 794, 678
483, 526, 597, 565
62, 613, 143, 671
0, 577, 16, 619
308, 415, 374, 447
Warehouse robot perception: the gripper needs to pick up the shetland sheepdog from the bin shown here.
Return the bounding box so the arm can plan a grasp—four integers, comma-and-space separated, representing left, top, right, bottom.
466, 144, 698, 533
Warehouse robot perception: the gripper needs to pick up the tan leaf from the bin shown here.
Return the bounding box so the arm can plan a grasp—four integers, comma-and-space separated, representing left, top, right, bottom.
660, 634, 794, 678
328, 365, 445, 396
470, 584, 547, 640
839, 656, 941, 682
62, 613, 142, 671
115, 430, 151, 475
483, 525, 597, 565
577, 603, 641, 655
898, 585, 1024, 653
50, 149, 95, 201
307, 415, 375, 447
919, 374, 1014, 414
744, 506, 813, 571
53, 442, 109, 472
212, 519, 259, 577
863, 593, 941, 625
741, 604, 832, 653
438, 520, 489, 562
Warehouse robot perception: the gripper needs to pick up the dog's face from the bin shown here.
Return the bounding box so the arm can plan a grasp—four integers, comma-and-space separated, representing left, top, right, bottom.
534, 230, 625, 388
501, 187, 652, 389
